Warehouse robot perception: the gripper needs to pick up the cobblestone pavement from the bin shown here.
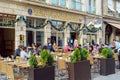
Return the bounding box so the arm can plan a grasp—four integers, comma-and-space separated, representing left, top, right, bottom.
92, 69, 120, 80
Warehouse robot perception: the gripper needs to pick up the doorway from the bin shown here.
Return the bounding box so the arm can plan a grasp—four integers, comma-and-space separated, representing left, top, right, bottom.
0, 28, 15, 57
26, 31, 34, 46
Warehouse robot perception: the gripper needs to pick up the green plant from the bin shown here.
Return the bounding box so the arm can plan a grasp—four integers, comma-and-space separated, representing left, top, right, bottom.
102, 48, 114, 58
29, 55, 38, 68
70, 48, 89, 63
81, 48, 89, 60
40, 49, 54, 67
70, 48, 81, 63
108, 48, 114, 58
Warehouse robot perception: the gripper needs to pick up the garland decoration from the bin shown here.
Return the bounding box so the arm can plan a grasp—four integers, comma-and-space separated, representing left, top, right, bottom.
0, 16, 102, 33
0, 17, 20, 26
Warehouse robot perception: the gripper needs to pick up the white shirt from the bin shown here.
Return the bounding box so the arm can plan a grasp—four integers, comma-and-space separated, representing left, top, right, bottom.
20, 50, 30, 61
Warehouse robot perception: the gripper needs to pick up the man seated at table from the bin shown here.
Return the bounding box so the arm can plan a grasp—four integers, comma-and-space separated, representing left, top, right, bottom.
14, 45, 22, 59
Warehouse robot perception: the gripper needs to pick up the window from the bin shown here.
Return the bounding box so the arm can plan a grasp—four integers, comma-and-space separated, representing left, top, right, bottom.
36, 19, 45, 26
0, 14, 16, 27
60, 0, 66, 7
87, 0, 96, 13
76, 0, 82, 11
116, 2, 120, 17
52, 0, 59, 5
52, 20, 64, 27
26, 18, 34, 27
108, 0, 114, 11
71, 0, 76, 9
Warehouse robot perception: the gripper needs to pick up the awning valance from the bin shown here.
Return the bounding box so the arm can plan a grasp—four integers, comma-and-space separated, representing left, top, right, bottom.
107, 22, 120, 29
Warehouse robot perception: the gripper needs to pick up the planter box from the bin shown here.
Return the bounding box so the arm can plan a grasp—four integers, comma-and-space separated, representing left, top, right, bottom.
28, 66, 55, 80
100, 58, 115, 75
67, 60, 91, 80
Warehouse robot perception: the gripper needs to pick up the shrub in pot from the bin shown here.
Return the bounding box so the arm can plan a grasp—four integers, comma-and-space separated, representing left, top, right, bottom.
68, 48, 91, 80
100, 48, 115, 75
28, 49, 55, 80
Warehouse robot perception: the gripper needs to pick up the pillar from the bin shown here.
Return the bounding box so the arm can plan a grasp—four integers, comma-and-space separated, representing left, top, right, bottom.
44, 23, 51, 44
64, 24, 70, 46
15, 15, 26, 49
102, 23, 106, 44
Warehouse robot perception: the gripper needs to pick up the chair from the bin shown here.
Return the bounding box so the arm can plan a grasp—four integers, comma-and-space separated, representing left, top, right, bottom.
57, 58, 68, 79
113, 53, 119, 61
0, 60, 8, 79
113, 53, 119, 68
88, 55, 99, 72
87, 55, 94, 65
7, 64, 26, 80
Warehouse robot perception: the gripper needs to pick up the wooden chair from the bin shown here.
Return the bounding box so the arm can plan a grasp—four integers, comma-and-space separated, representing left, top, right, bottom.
0, 61, 7, 74
113, 53, 119, 68
87, 55, 94, 65
0, 60, 8, 79
113, 53, 119, 61
7, 64, 26, 80
88, 55, 99, 72
57, 58, 68, 79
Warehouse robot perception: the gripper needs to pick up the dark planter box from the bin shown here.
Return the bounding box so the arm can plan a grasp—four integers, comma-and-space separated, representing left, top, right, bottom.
28, 66, 55, 80
67, 60, 91, 80
100, 58, 115, 75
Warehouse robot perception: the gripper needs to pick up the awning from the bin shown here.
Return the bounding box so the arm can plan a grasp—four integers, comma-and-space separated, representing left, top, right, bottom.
107, 22, 120, 29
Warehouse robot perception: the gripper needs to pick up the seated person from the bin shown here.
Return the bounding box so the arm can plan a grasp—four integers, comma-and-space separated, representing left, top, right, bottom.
14, 45, 22, 59
64, 45, 71, 53
20, 46, 30, 61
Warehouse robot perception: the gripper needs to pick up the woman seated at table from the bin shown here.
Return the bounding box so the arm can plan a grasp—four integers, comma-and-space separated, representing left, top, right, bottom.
20, 46, 30, 61
89, 45, 95, 56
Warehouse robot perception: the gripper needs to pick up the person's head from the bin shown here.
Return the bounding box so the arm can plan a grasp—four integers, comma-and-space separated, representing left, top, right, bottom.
113, 39, 116, 41
78, 44, 81, 48
38, 45, 42, 50
32, 43, 35, 47
33, 45, 37, 50
89, 45, 93, 52
20, 46, 24, 51
18, 45, 22, 49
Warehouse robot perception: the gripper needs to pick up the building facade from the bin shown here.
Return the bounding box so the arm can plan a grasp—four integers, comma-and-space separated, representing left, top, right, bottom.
0, 0, 103, 56
102, 0, 120, 44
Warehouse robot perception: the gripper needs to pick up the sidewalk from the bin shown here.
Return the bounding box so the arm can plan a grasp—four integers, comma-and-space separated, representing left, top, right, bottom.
92, 69, 120, 80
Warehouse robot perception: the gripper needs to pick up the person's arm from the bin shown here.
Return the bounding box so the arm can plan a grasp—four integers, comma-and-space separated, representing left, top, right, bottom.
24, 52, 30, 58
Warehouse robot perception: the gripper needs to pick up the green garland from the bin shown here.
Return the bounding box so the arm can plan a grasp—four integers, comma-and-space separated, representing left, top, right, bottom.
0, 17, 20, 26
0, 16, 102, 33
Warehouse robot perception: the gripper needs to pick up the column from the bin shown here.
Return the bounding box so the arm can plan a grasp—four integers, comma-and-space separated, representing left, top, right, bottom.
15, 15, 26, 49
64, 23, 70, 46
102, 23, 106, 44
34, 18, 36, 44
44, 23, 51, 44
34, 30, 36, 44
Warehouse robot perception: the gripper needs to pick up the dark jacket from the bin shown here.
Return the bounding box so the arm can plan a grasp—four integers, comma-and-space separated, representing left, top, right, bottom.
14, 48, 20, 59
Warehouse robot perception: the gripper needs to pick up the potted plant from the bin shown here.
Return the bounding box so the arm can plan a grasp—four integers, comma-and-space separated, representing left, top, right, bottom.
67, 48, 91, 80
100, 48, 115, 75
28, 49, 55, 80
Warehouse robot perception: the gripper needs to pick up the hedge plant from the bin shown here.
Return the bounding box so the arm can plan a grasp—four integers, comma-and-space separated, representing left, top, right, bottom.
70, 48, 89, 63
101, 48, 114, 58
40, 49, 54, 67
